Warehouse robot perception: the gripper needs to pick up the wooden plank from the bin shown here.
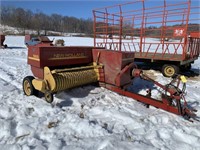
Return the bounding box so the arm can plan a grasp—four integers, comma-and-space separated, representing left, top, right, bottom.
134, 52, 183, 61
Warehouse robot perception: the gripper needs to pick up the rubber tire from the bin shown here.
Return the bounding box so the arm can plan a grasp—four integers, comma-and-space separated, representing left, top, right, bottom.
162, 64, 179, 77
180, 64, 191, 71
23, 76, 37, 96
44, 91, 54, 103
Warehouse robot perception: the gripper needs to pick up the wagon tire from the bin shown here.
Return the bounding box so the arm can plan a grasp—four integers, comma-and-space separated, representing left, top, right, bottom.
23, 76, 37, 96
44, 91, 54, 103
162, 64, 179, 77
180, 64, 191, 71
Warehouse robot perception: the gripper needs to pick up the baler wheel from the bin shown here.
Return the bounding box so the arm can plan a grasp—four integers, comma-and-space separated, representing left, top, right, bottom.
162, 64, 179, 77
44, 91, 53, 103
23, 76, 37, 96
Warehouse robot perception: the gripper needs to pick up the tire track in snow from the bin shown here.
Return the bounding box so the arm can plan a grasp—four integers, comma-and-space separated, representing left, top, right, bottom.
0, 55, 30, 92
0, 64, 21, 92
0, 76, 21, 93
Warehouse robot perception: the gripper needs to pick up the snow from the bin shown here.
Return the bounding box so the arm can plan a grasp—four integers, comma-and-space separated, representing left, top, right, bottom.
0, 35, 200, 150
95, 36, 184, 53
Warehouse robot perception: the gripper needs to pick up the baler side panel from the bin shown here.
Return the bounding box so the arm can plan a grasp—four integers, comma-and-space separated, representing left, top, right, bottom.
28, 46, 95, 79
93, 49, 134, 87
40, 47, 93, 68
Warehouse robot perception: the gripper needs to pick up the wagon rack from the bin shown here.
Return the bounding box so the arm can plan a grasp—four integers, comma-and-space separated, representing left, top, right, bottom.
23, 0, 198, 121
93, 0, 200, 77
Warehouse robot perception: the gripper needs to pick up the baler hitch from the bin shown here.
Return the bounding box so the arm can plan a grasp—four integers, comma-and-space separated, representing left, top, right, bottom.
131, 69, 198, 121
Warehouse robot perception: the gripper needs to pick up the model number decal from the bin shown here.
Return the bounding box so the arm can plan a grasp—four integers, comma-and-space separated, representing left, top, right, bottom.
49, 53, 88, 60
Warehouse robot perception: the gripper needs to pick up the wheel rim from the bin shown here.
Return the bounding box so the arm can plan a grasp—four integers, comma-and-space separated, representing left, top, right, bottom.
45, 92, 53, 103
45, 94, 51, 101
164, 66, 175, 77
24, 80, 31, 96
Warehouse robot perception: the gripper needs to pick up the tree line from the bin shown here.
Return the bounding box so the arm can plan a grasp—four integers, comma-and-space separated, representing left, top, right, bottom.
1, 6, 199, 37
1, 6, 93, 36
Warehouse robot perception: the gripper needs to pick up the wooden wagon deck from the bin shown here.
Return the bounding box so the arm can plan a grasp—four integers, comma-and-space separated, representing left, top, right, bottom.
134, 52, 183, 62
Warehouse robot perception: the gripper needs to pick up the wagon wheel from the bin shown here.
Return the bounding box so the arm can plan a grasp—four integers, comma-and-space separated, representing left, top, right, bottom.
162, 64, 179, 77
23, 76, 37, 96
44, 91, 54, 103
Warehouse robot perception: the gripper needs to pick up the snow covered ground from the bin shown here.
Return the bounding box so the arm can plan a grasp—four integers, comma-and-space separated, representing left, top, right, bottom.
0, 36, 200, 150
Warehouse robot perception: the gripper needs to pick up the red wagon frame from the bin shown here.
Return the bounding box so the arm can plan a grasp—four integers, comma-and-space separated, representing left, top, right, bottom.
93, 0, 200, 70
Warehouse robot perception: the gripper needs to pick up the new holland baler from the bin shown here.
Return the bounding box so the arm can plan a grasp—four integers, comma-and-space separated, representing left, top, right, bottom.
23, 43, 197, 121
22, 0, 199, 121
